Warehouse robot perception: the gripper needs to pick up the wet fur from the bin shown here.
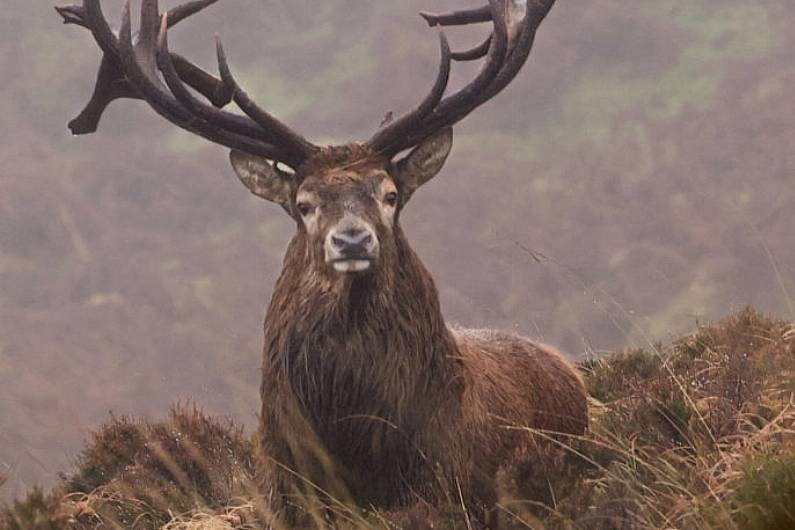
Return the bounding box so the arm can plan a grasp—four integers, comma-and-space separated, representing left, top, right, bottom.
256, 147, 588, 521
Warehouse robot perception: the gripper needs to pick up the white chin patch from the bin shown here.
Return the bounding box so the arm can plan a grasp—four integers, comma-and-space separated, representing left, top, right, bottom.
332, 260, 371, 273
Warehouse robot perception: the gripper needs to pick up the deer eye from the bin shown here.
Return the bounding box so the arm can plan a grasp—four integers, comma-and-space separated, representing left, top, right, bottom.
296, 202, 314, 216
383, 191, 398, 207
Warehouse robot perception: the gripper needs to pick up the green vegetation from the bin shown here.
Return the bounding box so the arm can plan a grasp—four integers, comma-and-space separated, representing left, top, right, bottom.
2, 488, 65, 530
732, 453, 795, 530
3, 309, 793, 529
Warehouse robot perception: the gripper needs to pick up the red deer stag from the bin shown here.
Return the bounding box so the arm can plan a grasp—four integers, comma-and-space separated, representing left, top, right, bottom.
57, 0, 587, 524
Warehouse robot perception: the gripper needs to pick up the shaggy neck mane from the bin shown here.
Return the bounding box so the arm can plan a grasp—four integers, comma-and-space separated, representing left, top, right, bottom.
262, 225, 461, 453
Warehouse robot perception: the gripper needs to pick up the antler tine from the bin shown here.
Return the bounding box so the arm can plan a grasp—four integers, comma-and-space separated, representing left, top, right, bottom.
145, 0, 232, 107
156, 14, 304, 165
420, 4, 496, 62
421, 0, 555, 138
116, 3, 194, 122
369, 0, 509, 157
59, 0, 232, 134
55, 5, 89, 28
67, 55, 141, 135
451, 34, 491, 62
215, 36, 319, 162
60, 0, 314, 166
479, 1, 556, 102
116, 1, 283, 160
144, 0, 233, 106
83, 0, 120, 54
369, 0, 556, 157
118, 1, 181, 117
166, 0, 220, 28
170, 54, 233, 108
138, 0, 161, 77
368, 30, 451, 153
58, 0, 129, 134
416, 0, 507, 116
419, 5, 492, 26
164, 0, 316, 161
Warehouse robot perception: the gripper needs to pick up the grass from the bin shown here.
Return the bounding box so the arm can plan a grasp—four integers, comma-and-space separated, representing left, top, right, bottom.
2, 308, 794, 529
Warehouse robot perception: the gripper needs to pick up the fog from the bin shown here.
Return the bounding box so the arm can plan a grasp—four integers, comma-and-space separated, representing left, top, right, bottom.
1, 0, 793, 498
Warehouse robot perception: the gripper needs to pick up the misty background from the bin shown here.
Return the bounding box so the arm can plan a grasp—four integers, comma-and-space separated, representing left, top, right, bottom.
1, 0, 793, 499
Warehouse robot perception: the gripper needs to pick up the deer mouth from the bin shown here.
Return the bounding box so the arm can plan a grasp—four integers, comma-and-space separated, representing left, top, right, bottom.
331, 259, 372, 273
325, 221, 379, 272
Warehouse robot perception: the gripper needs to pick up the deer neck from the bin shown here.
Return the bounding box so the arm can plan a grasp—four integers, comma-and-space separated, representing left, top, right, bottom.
263, 228, 460, 399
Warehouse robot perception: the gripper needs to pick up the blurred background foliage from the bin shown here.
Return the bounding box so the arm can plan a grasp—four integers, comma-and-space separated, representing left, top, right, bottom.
1, 0, 793, 499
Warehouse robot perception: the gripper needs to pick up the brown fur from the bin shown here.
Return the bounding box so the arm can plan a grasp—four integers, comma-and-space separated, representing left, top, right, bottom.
295, 145, 386, 179
255, 147, 588, 523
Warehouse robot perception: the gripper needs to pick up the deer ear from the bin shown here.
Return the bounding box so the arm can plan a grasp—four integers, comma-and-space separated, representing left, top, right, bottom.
229, 150, 293, 211
394, 127, 453, 201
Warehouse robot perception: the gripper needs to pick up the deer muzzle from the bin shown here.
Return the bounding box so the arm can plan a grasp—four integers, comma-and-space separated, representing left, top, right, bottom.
325, 218, 379, 273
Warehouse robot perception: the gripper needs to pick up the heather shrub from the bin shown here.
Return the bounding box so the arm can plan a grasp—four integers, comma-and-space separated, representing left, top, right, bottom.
732, 450, 795, 530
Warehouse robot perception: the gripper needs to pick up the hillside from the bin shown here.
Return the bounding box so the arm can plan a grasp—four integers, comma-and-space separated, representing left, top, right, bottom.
1, 0, 794, 498
3, 309, 794, 529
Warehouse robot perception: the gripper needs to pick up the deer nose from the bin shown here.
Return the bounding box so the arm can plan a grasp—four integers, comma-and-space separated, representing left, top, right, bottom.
330, 229, 375, 258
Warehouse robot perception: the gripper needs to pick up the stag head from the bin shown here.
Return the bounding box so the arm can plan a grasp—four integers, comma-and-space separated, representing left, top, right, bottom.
230, 130, 452, 274
57, 0, 556, 274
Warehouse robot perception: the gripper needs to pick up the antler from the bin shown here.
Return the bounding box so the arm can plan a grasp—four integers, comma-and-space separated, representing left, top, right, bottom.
58, 0, 556, 167
56, 0, 317, 168
367, 0, 556, 157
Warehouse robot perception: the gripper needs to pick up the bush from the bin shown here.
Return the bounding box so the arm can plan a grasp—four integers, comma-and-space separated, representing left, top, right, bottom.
733, 451, 795, 530
1, 488, 66, 530
2, 405, 256, 530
